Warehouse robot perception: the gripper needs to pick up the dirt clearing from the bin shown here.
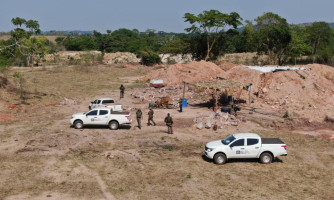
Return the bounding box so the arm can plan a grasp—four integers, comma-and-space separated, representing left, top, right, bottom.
0, 63, 333, 199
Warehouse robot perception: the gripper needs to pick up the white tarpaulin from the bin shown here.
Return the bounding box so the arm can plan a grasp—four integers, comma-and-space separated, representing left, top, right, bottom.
242, 65, 311, 73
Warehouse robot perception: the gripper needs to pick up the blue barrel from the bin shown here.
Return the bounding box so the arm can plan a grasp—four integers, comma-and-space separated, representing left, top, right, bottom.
182, 98, 188, 108
221, 107, 231, 114
149, 102, 154, 107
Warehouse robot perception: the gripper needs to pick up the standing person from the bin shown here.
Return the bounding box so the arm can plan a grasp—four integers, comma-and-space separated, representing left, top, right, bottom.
179, 98, 183, 112
164, 113, 173, 134
120, 84, 125, 99
147, 107, 156, 126
136, 108, 143, 129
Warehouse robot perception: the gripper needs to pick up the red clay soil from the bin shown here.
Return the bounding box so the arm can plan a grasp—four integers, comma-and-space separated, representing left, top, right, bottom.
143, 62, 334, 122
7, 104, 21, 109
225, 64, 334, 122
216, 61, 239, 71
142, 61, 225, 86
0, 114, 14, 121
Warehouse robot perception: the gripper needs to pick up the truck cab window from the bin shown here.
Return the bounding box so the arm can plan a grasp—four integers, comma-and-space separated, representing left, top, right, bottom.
230, 139, 244, 147
103, 100, 114, 104
247, 139, 259, 146
86, 110, 98, 116
99, 110, 108, 115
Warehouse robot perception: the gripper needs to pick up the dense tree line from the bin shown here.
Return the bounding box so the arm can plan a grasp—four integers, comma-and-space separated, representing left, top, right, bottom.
1, 11, 334, 69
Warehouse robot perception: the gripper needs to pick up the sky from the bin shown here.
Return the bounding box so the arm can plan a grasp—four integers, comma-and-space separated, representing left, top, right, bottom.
0, 0, 333, 33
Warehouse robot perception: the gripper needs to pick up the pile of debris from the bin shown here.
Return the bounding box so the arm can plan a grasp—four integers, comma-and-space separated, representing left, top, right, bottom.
142, 61, 225, 86
103, 52, 140, 65
131, 86, 191, 107
225, 64, 334, 121
194, 111, 242, 129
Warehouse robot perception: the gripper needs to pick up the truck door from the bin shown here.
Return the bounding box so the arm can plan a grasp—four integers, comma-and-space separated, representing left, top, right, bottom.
85, 110, 98, 125
96, 109, 110, 125
244, 138, 261, 158
228, 139, 246, 158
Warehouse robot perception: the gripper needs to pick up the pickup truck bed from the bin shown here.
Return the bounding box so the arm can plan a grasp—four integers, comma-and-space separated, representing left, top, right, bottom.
110, 111, 130, 115
262, 138, 285, 144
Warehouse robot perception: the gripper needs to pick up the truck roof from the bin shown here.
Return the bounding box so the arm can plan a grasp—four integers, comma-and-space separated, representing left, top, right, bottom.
233, 133, 260, 138
95, 98, 115, 100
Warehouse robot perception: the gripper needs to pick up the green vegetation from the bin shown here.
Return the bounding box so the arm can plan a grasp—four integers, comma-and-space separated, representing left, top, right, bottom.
1, 12, 334, 66
183, 9, 242, 61
255, 12, 291, 65
0, 17, 55, 68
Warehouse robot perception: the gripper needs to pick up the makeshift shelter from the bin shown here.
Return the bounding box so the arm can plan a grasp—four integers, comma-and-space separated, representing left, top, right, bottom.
186, 78, 248, 111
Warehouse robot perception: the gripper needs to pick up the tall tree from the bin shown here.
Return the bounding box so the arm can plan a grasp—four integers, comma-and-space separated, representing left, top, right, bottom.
184, 9, 242, 61
0, 17, 49, 68
255, 12, 291, 65
305, 21, 331, 62
288, 25, 312, 64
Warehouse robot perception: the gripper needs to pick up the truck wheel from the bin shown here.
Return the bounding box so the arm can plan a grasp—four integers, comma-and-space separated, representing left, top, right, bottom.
260, 152, 273, 164
109, 121, 119, 130
213, 153, 227, 165
74, 120, 84, 129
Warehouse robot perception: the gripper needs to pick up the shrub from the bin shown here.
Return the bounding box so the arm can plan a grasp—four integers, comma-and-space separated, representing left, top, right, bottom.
139, 51, 161, 66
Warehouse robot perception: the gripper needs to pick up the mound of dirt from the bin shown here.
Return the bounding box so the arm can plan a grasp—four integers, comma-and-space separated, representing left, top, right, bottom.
226, 64, 334, 122
216, 61, 240, 71
142, 61, 225, 86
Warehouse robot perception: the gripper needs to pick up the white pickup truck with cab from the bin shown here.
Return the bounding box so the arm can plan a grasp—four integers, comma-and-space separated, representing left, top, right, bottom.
89, 98, 123, 111
204, 133, 287, 164
70, 108, 131, 130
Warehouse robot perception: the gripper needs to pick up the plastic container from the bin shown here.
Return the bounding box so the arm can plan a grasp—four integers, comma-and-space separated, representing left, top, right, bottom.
182, 98, 188, 108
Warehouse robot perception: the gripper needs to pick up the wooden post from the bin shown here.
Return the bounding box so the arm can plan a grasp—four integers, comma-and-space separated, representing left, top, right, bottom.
182, 81, 186, 99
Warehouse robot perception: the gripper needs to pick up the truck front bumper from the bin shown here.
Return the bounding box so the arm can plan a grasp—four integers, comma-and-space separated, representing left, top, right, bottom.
203, 150, 215, 159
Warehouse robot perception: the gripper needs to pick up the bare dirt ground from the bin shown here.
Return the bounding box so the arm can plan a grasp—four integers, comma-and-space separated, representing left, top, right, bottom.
0, 64, 333, 200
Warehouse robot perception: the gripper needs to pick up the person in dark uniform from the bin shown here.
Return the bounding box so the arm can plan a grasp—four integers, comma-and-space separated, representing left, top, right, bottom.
136, 108, 143, 129
147, 107, 156, 126
179, 98, 183, 112
120, 84, 125, 99
164, 113, 173, 134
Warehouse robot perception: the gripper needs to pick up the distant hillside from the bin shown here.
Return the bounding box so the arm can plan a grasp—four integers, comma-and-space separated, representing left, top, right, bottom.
42, 30, 94, 35
296, 22, 334, 28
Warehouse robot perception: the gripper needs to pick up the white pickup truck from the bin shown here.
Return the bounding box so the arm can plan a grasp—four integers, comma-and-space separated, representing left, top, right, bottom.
89, 98, 123, 111
70, 108, 131, 130
204, 133, 287, 164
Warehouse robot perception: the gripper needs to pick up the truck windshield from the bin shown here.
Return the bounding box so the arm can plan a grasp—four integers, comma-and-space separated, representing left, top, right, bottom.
222, 135, 236, 145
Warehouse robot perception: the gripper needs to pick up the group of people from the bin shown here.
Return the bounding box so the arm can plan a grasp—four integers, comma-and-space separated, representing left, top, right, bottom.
136, 108, 174, 134
119, 84, 175, 134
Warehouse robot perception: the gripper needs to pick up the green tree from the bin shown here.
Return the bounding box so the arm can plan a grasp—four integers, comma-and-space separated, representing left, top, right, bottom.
305, 22, 331, 62
159, 39, 189, 55
288, 25, 312, 64
139, 51, 161, 66
184, 9, 242, 61
1, 17, 48, 68
255, 12, 291, 65
240, 20, 257, 52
